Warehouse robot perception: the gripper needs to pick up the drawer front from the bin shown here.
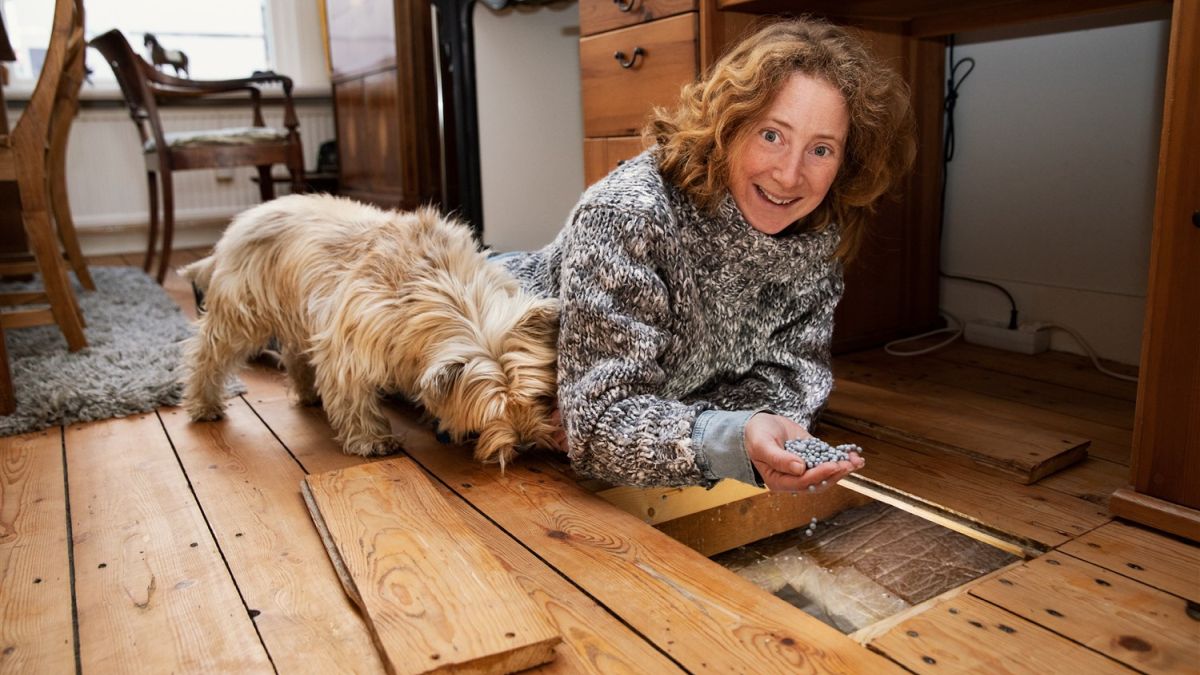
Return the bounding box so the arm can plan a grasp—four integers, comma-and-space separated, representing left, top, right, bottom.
580, 14, 698, 138
579, 0, 696, 37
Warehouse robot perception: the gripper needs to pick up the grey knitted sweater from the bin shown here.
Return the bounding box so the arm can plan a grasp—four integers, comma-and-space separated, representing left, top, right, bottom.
503, 150, 843, 487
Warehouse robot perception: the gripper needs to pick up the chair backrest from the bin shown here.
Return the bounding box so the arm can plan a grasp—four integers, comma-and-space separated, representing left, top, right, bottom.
89, 29, 159, 144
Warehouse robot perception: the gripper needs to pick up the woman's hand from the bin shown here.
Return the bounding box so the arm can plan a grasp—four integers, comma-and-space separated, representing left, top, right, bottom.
548, 408, 568, 452
744, 412, 864, 492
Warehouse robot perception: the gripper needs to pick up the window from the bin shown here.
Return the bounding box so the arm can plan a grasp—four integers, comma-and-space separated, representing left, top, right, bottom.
2, 0, 271, 86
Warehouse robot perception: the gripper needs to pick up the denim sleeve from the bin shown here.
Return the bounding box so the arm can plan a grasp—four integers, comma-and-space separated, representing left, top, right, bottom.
692, 409, 765, 488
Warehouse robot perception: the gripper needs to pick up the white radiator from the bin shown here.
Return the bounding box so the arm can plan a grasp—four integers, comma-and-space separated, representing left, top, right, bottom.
66, 102, 336, 254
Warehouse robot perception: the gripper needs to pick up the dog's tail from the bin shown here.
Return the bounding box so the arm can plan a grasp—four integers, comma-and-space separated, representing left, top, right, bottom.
178, 256, 216, 292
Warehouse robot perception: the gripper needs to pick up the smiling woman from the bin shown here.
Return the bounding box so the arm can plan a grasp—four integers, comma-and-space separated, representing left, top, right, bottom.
497, 17, 916, 494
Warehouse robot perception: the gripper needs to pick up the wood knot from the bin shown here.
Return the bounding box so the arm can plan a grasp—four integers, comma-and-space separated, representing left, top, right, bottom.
1117, 635, 1152, 652
546, 529, 569, 540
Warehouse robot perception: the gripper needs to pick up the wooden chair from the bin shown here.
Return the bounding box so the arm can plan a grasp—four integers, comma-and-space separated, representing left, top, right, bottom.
0, 0, 90, 413
89, 29, 305, 283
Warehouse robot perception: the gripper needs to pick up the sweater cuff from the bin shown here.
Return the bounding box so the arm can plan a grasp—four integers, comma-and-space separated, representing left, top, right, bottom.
692, 410, 762, 488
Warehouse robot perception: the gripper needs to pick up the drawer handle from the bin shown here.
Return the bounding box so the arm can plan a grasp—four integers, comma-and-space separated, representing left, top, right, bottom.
613, 0, 637, 11
614, 47, 645, 69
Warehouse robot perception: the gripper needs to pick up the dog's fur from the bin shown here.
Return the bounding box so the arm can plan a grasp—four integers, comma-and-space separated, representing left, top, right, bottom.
180, 194, 560, 465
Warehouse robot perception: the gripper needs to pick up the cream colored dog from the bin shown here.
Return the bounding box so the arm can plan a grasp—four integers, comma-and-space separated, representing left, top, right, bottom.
180, 194, 560, 465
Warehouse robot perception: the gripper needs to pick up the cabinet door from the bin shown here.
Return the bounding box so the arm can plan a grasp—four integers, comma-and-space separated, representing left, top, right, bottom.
584, 136, 648, 187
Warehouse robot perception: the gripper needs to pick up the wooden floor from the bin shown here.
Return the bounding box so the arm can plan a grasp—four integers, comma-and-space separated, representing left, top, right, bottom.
2, 250, 1198, 673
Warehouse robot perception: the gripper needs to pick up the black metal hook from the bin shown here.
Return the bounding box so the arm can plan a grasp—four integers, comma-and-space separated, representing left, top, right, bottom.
614, 46, 644, 69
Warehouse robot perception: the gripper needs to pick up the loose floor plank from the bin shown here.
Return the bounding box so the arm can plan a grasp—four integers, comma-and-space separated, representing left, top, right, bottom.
1057, 520, 1200, 602
1034, 457, 1130, 505
158, 402, 387, 674
817, 425, 1110, 549
303, 459, 562, 675
0, 428, 74, 673
389, 410, 904, 674
244, 379, 680, 674
841, 349, 1136, 430
827, 379, 1089, 483
868, 593, 1133, 674
833, 358, 1133, 464
931, 341, 1138, 402
970, 551, 1200, 674
66, 414, 272, 673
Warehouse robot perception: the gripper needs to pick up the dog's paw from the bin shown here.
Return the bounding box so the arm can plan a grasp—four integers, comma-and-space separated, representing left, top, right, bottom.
295, 392, 322, 407
344, 437, 403, 457
187, 403, 226, 422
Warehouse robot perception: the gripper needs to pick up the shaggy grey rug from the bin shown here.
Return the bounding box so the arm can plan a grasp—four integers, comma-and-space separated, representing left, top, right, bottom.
1, 266, 210, 436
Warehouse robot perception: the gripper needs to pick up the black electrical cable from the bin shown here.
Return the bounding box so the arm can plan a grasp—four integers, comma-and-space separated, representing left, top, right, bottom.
940, 36, 1019, 330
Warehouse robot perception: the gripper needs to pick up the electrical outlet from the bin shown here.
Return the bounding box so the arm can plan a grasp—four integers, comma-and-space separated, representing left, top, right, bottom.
964, 319, 1050, 354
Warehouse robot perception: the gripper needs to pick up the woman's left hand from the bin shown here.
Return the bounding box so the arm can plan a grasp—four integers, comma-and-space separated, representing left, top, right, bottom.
744, 412, 864, 492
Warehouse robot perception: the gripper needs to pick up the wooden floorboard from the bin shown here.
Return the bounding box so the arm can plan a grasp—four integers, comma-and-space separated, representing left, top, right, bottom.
65, 414, 272, 673
969, 551, 1199, 674
819, 424, 1111, 550
868, 593, 1135, 674
0, 428, 74, 673
1, 246, 1194, 672
158, 401, 387, 674
242, 372, 685, 674
833, 358, 1133, 464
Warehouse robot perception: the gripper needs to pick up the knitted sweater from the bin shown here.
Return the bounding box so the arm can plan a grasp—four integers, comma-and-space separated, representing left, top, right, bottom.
503, 150, 843, 487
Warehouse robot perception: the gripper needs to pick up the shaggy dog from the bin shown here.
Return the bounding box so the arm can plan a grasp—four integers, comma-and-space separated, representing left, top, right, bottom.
180, 194, 560, 465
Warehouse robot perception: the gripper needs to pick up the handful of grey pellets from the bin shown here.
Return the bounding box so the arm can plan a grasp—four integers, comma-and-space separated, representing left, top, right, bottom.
783, 437, 863, 470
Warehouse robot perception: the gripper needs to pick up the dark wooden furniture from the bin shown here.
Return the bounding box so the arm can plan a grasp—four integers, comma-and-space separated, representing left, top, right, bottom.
323, 0, 441, 213
89, 29, 305, 283
0, 0, 90, 413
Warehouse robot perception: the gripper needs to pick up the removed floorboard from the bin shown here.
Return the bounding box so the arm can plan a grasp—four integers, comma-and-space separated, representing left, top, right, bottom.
302, 458, 562, 675
826, 379, 1089, 484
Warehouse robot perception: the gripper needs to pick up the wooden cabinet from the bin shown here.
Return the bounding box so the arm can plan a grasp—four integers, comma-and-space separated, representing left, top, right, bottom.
578, 0, 701, 192
323, 0, 441, 209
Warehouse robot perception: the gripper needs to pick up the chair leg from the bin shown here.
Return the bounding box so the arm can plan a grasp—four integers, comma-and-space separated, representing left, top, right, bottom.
0, 324, 15, 415
49, 149, 95, 291
155, 170, 175, 284
144, 170, 159, 274
20, 204, 87, 352
256, 165, 275, 201
288, 144, 306, 195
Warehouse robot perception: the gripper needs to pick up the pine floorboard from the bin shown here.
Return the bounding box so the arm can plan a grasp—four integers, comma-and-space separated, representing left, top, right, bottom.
0, 249, 1193, 672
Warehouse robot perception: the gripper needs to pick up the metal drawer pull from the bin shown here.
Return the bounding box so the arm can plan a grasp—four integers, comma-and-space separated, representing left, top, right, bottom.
614, 47, 645, 69
613, 0, 637, 11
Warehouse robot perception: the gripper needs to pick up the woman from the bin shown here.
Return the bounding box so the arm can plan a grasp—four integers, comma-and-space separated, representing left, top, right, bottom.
503, 18, 915, 491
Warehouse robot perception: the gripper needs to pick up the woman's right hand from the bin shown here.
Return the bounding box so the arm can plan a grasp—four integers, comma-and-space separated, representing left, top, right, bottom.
743, 412, 863, 492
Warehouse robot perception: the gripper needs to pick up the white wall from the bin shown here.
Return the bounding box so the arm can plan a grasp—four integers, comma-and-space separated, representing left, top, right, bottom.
474, 0, 583, 252
940, 8, 1171, 365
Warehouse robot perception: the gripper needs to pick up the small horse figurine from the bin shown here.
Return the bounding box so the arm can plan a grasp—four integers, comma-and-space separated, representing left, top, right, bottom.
143, 33, 189, 78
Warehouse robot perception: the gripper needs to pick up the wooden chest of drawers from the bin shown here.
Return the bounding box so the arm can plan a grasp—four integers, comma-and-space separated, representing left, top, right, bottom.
578, 0, 700, 185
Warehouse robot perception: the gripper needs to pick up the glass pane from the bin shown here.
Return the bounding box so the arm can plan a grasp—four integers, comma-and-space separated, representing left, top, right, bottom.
1, 0, 269, 83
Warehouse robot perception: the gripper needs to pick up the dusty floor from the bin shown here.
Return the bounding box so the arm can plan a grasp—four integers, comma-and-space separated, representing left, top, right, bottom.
714, 501, 1019, 632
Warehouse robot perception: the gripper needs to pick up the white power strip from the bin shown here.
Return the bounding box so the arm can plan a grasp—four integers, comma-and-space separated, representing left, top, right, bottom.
963, 319, 1050, 354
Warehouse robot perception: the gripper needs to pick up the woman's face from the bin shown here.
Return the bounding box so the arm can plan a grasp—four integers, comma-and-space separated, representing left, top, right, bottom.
727, 72, 849, 235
